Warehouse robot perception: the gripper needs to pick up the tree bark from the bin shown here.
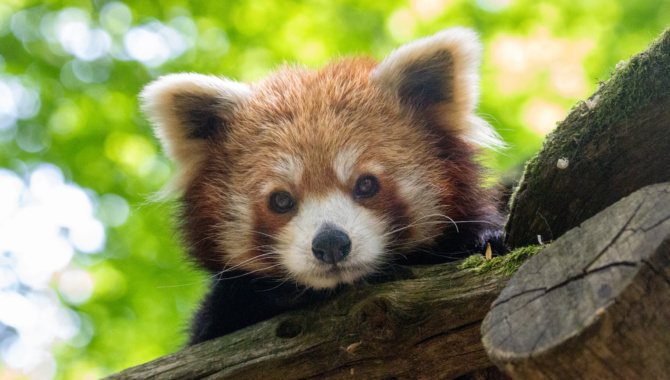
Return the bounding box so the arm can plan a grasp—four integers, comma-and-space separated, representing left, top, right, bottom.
504, 27, 670, 248
107, 263, 510, 379
482, 182, 670, 379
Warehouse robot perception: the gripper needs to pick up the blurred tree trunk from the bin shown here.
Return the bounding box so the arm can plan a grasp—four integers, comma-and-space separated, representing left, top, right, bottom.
106, 27, 670, 380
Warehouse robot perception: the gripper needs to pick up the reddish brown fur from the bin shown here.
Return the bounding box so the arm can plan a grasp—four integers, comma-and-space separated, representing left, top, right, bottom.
363, 176, 414, 243
249, 199, 292, 271
179, 58, 496, 275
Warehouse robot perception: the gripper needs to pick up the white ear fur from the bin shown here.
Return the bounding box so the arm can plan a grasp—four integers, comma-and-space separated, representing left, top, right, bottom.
371, 27, 503, 150
140, 73, 251, 195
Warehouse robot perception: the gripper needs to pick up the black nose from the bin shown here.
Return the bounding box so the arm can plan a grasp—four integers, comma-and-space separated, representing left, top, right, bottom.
312, 228, 351, 264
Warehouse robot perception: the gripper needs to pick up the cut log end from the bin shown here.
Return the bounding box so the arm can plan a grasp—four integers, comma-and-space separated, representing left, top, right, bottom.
482, 183, 670, 380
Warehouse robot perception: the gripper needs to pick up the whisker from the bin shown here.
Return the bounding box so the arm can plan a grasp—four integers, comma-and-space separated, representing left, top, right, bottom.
258, 276, 294, 292
251, 230, 281, 240
221, 251, 278, 273
214, 264, 284, 281
157, 266, 233, 288
156, 275, 218, 289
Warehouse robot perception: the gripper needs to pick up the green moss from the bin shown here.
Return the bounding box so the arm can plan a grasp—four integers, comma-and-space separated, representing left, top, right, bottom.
457, 244, 548, 276
504, 28, 670, 247
557, 28, 668, 155
458, 254, 487, 270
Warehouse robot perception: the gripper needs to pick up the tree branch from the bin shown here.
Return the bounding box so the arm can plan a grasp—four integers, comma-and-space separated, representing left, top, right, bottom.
107, 263, 509, 379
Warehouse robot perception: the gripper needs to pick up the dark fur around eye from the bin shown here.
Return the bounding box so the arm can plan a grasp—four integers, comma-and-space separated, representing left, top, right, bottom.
353, 175, 380, 199
269, 191, 295, 213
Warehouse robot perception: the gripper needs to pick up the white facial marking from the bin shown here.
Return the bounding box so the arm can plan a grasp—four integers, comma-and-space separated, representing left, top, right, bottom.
271, 154, 303, 185
260, 181, 278, 196
333, 147, 362, 185
362, 161, 385, 175
276, 192, 388, 289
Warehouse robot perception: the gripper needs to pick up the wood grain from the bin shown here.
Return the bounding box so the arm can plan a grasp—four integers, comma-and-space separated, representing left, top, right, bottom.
482, 183, 670, 379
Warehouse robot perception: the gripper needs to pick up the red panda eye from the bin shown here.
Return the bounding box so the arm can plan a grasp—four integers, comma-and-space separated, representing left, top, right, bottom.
269, 191, 295, 214
353, 175, 380, 199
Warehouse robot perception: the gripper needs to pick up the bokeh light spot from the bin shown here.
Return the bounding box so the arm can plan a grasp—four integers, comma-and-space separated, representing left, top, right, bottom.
0, 169, 24, 219
123, 22, 187, 67
104, 132, 157, 174
476, 0, 513, 12
0, 163, 104, 377
387, 9, 417, 43
11, 8, 44, 43
123, 26, 168, 65
298, 40, 326, 65
58, 269, 94, 305
0, 4, 13, 37
524, 99, 566, 135
47, 100, 81, 135
551, 63, 587, 97
97, 194, 130, 227
71, 58, 112, 83
492, 29, 594, 98
100, 2, 133, 35
0, 293, 37, 330
197, 27, 229, 53
0, 76, 41, 131
16, 124, 50, 153
411, 0, 449, 20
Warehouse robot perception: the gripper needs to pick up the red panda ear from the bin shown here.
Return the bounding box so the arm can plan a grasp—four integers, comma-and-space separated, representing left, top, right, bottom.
140, 73, 250, 194
371, 27, 503, 149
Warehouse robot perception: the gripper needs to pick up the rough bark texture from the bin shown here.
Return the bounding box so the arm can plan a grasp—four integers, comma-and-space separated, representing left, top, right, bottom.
482, 182, 670, 379
504, 27, 670, 248
107, 263, 511, 380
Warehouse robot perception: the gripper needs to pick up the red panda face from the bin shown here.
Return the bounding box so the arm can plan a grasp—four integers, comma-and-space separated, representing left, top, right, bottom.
215, 66, 451, 288
141, 27, 503, 289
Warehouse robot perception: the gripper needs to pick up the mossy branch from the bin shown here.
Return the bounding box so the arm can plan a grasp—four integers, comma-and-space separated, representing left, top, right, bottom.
505, 27, 670, 248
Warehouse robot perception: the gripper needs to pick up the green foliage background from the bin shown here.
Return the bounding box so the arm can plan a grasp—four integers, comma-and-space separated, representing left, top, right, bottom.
0, 0, 667, 378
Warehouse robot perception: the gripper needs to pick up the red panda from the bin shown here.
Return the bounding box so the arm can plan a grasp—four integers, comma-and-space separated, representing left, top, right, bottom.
141, 27, 505, 345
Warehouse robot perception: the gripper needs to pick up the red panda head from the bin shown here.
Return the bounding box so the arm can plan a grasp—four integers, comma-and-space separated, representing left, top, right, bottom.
141, 28, 502, 289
